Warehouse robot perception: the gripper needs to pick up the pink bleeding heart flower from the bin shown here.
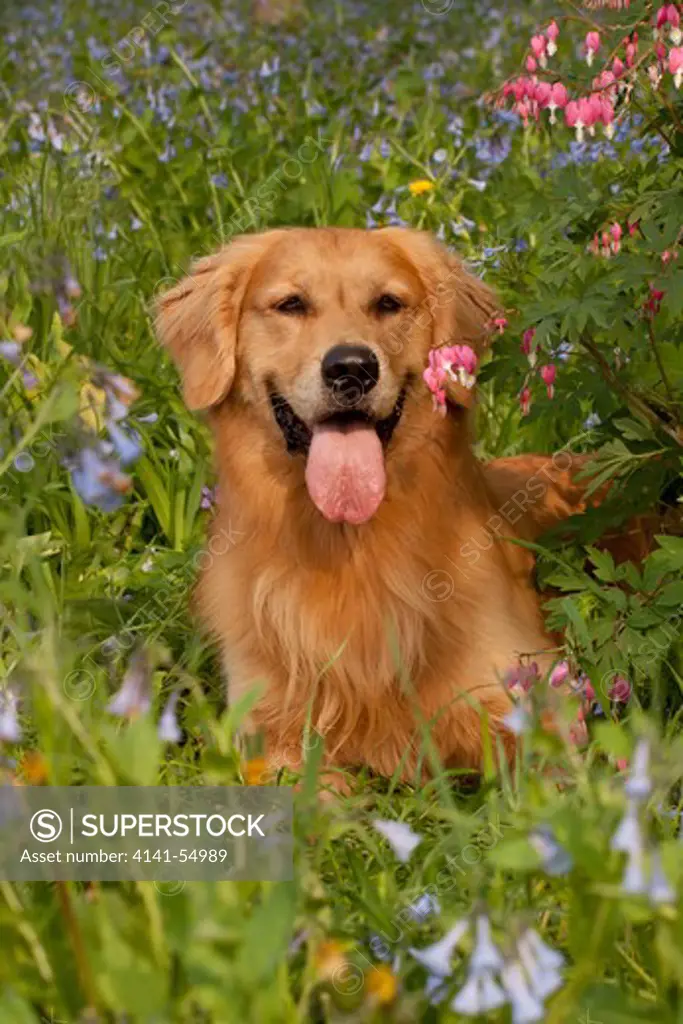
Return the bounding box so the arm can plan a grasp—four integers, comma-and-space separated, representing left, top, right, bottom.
521, 327, 537, 366
513, 77, 529, 102
670, 47, 683, 87
547, 81, 568, 123
441, 344, 478, 389
423, 345, 479, 412
656, 4, 670, 28
596, 69, 616, 90
526, 55, 538, 73
546, 20, 560, 56
599, 97, 616, 137
586, 94, 603, 134
646, 283, 665, 316
608, 676, 632, 703
564, 99, 581, 136
569, 706, 588, 747
492, 316, 508, 333
516, 99, 532, 124
669, 5, 682, 44
612, 56, 625, 77
535, 81, 552, 107
549, 661, 570, 688
540, 363, 556, 399
582, 678, 596, 703
611, 222, 623, 253
566, 97, 595, 141
423, 351, 447, 413
585, 31, 601, 66
530, 34, 548, 67
519, 385, 532, 417
504, 661, 540, 696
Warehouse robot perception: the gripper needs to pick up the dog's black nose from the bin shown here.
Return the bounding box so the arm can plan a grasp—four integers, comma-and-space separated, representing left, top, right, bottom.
321, 345, 379, 400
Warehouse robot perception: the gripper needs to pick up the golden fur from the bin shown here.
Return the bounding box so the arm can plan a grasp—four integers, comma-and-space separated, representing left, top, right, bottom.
156, 227, 594, 783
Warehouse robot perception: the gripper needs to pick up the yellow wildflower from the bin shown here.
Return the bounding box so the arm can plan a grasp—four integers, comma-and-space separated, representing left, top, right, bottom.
242, 755, 270, 785
18, 751, 49, 784
366, 964, 398, 1005
408, 179, 434, 196
13, 324, 33, 343
314, 939, 348, 980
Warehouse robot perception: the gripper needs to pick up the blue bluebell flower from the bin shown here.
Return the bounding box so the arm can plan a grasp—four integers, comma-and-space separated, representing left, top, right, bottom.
469, 914, 504, 974
408, 892, 441, 922
106, 421, 142, 466
452, 968, 506, 1016
409, 919, 469, 976
107, 648, 152, 718
69, 446, 131, 512
0, 686, 21, 743
372, 819, 421, 863
501, 959, 544, 1023
158, 690, 182, 743
624, 739, 652, 801
529, 827, 573, 876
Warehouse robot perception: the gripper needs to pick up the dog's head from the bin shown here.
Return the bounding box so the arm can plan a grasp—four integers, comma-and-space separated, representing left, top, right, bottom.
156, 227, 497, 525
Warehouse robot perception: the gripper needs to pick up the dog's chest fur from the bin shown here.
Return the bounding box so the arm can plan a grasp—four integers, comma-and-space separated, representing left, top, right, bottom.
199, 457, 551, 774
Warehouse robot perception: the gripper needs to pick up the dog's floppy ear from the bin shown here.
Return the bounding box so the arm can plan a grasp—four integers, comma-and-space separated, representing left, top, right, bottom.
155, 232, 280, 411
378, 227, 499, 353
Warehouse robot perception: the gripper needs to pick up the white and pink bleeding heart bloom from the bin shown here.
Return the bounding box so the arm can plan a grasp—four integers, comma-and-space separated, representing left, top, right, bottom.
611, 222, 623, 254
566, 92, 614, 140
585, 30, 601, 66
519, 385, 532, 417
530, 33, 548, 68
504, 661, 541, 697
441, 344, 478, 389
608, 676, 632, 703
537, 81, 568, 124
546, 20, 560, 56
656, 4, 670, 28
625, 36, 638, 68
423, 350, 447, 412
565, 98, 595, 141
670, 46, 683, 87
657, 4, 682, 44
540, 363, 556, 399
549, 660, 571, 688
534, 80, 551, 107
423, 344, 479, 413
521, 327, 537, 367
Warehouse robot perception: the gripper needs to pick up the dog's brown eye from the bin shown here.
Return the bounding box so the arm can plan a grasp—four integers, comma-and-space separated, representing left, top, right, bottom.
275, 295, 308, 315
375, 294, 404, 315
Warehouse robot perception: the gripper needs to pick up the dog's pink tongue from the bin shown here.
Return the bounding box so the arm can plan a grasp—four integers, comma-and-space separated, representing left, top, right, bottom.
305, 423, 385, 525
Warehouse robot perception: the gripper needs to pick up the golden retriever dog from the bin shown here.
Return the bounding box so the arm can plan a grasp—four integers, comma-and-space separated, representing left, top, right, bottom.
155, 227, 597, 785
